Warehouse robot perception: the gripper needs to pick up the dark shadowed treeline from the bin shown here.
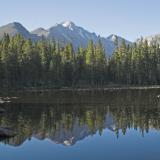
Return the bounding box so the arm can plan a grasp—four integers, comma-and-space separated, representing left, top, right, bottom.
0, 34, 160, 88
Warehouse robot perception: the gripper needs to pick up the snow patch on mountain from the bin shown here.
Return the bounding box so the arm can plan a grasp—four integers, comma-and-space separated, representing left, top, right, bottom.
61, 21, 75, 30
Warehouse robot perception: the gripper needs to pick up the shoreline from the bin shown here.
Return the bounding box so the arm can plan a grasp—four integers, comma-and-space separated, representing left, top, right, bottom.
1, 85, 160, 94
0, 85, 160, 104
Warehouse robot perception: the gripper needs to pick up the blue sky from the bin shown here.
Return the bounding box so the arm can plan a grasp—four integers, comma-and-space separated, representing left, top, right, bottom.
1, 0, 160, 41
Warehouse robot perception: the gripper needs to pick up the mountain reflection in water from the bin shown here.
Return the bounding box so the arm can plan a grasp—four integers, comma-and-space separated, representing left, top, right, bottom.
0, 89, 160, 147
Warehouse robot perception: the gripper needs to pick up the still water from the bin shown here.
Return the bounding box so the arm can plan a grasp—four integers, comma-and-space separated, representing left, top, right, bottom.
1, 89, 160, 160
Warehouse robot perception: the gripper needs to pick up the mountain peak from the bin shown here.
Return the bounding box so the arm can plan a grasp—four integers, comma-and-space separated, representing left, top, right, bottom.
35, 27, 46, 31
3, 22, 25, 29
12, 22, 22, 26
107, 34, 118, 42
60, 21, 75, 30
0, 22, 32, 39
31, 27, 49, 37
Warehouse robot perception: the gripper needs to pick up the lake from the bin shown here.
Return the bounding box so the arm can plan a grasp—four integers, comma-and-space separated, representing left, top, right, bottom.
0, 89, 160, 160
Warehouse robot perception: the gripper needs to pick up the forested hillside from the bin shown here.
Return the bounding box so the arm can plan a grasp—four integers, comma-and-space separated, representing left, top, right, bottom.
0, 34, 160, 89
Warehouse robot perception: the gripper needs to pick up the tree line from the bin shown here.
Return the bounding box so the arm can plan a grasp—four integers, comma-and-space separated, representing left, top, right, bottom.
0, 34, 160, 89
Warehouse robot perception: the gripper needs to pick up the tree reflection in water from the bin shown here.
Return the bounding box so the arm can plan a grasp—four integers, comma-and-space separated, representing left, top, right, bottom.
0, 89, 160, 146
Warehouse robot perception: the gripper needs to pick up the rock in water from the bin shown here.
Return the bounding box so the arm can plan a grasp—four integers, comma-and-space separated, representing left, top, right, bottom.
0, 98, 5, 104
157, 95, 160, 98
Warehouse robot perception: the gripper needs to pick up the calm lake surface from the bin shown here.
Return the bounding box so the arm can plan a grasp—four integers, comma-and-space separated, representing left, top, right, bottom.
1, 89, 160, 160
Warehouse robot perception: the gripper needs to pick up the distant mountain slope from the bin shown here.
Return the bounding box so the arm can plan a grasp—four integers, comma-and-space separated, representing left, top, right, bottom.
107, 34, 131, 46
0, 22, 32, 39
0, 21, 132, 56
32, 21, 132, 56
142, 34, 160, 45
32, 27, 49, 37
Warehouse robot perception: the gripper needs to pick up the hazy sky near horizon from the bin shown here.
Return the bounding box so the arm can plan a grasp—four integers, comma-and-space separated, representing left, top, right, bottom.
1, 0, 160, 41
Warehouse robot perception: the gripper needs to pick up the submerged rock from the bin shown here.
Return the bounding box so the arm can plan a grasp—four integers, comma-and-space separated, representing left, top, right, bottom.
157, 95, 160, 98
0, 127, 16, 138
0, 97, 11, 104
0, 98, 5, 104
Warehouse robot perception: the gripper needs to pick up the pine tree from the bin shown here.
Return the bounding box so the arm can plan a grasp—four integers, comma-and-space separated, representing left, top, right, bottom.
95, 40, 106, 85
86, 40, 95, 65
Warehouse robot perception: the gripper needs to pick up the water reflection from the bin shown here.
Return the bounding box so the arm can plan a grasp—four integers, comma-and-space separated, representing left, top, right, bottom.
0, 89, 160, 147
